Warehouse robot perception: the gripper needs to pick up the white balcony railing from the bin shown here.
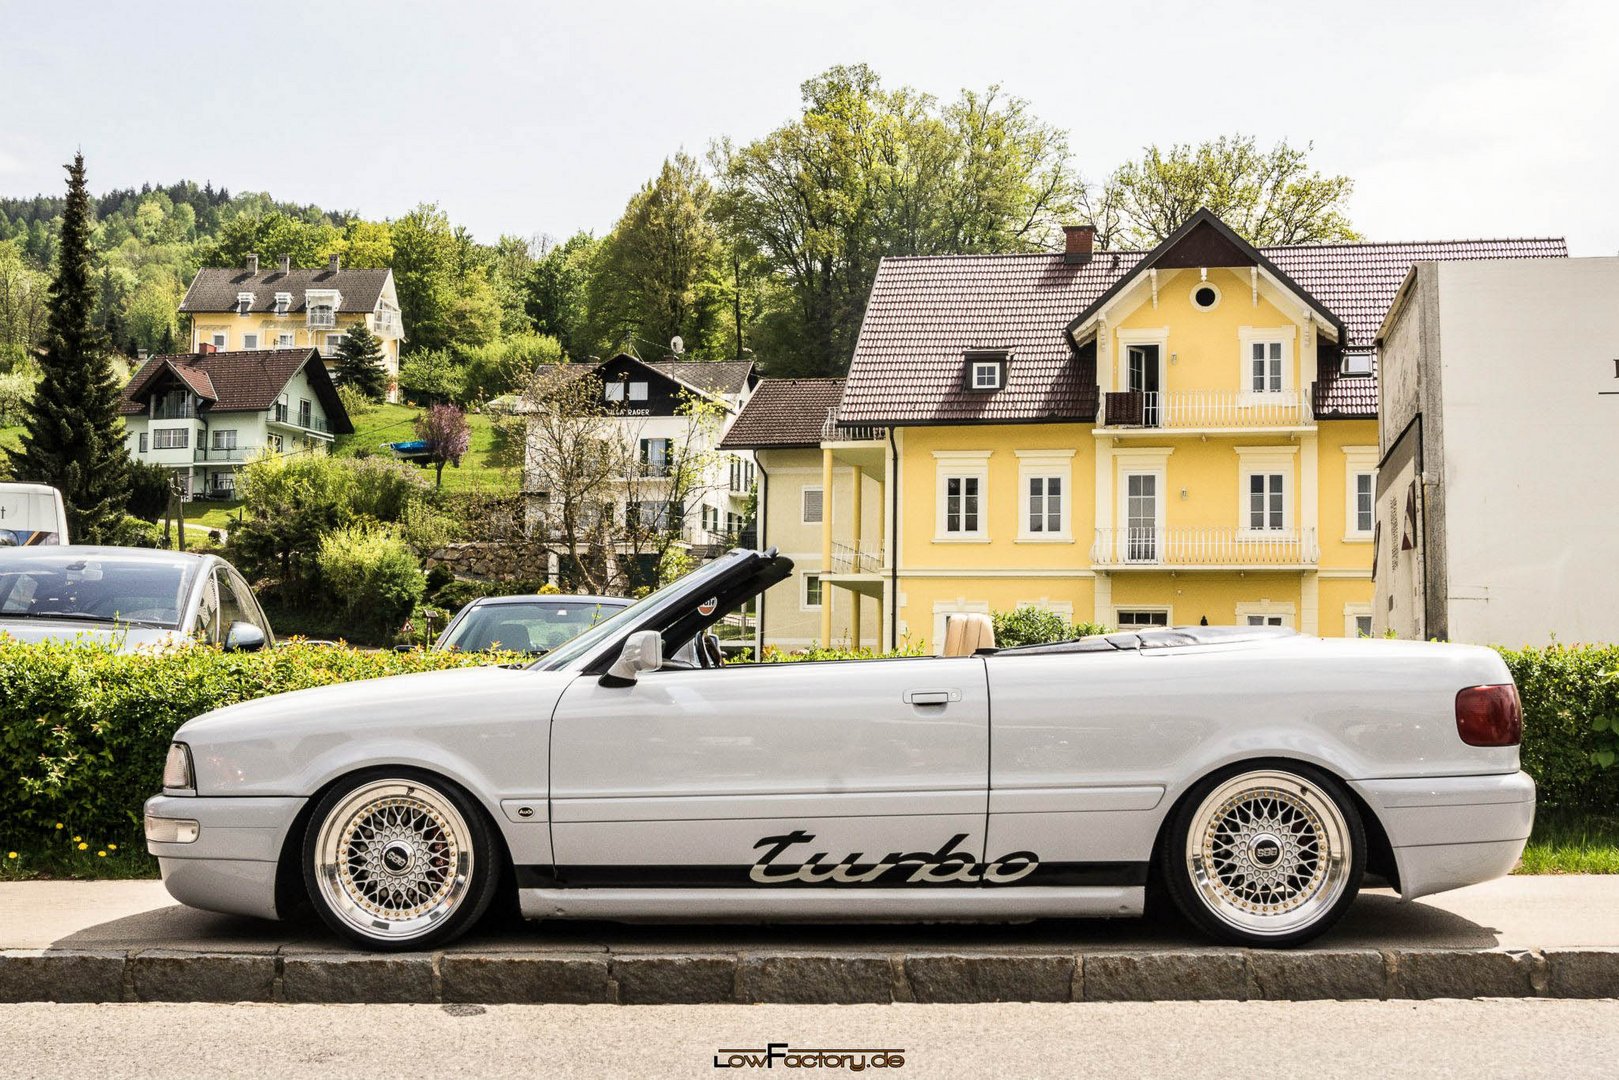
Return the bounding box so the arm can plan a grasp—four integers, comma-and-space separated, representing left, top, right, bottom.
307, 310, 337, 329
1102, 389, 1313, 430
372, 312, 401, 337
829, 540, 881, 574
1091, 527, 1319, 567
821, 408, 887, 442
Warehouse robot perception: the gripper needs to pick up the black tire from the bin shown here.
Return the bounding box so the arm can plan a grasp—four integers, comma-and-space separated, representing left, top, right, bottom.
1159, 760, 1365, 948
302, 767, 503, 951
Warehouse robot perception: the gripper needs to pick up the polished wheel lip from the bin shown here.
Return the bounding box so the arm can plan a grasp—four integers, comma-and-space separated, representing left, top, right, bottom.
1185, 769, 1351, 938
314, 779, 474, 943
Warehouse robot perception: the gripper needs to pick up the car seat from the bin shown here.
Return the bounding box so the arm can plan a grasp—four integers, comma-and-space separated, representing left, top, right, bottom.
941, 613, 996, 656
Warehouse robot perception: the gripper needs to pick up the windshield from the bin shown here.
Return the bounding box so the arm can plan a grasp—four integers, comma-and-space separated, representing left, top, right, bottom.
533, 552, 752, 671
442, 599, 627, 654
0, 555, 197, 628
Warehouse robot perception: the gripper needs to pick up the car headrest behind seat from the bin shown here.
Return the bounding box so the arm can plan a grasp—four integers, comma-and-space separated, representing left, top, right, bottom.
941, 612, 996, 657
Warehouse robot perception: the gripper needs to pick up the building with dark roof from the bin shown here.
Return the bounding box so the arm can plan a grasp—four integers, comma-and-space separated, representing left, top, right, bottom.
119, 348, 352, 500
737, 208, 1566, 651
181, 254, 405, 402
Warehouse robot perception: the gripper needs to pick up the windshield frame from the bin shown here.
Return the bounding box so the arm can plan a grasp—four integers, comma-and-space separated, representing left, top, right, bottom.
0, 553, 202, 630
439, 597, 631, 653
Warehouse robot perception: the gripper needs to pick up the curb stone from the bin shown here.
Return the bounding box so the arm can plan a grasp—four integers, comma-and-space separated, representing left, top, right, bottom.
2, 947, 1617, 1004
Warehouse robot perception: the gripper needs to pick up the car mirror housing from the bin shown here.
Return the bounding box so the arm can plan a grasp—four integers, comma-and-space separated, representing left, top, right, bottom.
601, 630, 662, 686
224, 622, 267, 653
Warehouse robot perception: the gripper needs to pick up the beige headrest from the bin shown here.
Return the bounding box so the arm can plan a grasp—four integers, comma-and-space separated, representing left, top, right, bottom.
941, 613, 996, 656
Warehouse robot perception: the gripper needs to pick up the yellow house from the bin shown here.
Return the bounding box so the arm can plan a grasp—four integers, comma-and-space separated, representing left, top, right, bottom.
734, 209, 1563, 651
180, 253, 405, 401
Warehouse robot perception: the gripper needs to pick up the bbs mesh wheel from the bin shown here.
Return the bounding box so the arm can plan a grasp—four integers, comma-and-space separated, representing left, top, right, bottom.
1161, 762, 1365, 947
303, 769, 501, 950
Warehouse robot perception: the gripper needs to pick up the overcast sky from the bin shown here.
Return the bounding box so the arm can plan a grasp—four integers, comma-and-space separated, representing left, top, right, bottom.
2, 0, 1615, 254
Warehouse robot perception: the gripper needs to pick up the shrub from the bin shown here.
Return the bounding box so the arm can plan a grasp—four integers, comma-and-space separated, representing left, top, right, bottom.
344, 455, 427, 524
108, 514, 164, 548
125, 459, 174, 522
991, 607, 1110, 648
1500, 643, 1619, 809
397, 348, 466, 406
459, 332, 563, 402
0, 639, 514, 856
317, 525, 426, 638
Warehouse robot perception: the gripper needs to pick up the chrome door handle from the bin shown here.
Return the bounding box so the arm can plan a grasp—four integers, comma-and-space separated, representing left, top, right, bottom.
904, 689, 960, 706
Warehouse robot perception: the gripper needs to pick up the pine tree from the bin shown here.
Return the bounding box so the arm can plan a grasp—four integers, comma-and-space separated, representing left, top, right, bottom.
331, 321, 387, 400
16, 154, 130, 542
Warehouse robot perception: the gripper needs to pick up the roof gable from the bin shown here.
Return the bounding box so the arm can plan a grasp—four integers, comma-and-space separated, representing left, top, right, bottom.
718, 378, 845, 449
119, 349, 354, 434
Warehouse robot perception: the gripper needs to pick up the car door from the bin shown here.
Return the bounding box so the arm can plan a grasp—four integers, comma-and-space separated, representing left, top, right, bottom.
546, 657, 991, 889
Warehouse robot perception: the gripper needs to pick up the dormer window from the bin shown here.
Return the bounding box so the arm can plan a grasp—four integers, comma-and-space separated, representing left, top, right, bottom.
305, 289, 340, 328
274, 292, 292, 316
1342, 352, 1374, 376
235, 292, 254, 316
963, 350, 1009, 392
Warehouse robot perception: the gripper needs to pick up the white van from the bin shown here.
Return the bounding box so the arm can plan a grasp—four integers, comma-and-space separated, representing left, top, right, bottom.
0, 483, 70, 546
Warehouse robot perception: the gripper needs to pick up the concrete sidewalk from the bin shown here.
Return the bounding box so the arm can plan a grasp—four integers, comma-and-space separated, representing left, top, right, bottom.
2, 876, 1617, 1003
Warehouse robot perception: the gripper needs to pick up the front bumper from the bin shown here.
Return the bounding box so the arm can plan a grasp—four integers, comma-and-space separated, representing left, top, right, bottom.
144, 793, 307, 921
1350, 771, 1536, 901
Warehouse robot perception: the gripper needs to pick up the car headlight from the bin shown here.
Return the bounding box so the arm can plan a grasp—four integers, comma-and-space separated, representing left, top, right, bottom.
144, 814, 200, 844
162, 742, 195, 792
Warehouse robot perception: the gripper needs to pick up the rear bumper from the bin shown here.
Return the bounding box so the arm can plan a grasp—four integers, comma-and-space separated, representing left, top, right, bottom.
144, 793, 306, 921
1350, 771, 1536, 900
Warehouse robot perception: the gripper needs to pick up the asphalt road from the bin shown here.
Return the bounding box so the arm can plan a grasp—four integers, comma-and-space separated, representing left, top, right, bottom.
2, 999, 1616, 1079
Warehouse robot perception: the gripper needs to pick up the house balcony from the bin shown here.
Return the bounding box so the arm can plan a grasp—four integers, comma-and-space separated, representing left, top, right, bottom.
1091, 527, 1320, 570
829, 540, 880, 575
1100, 389, 1314, 433
306, 312, 337, 330
371, 312, 401, 337
269, 412, 333, 437
193, 446, 262, 463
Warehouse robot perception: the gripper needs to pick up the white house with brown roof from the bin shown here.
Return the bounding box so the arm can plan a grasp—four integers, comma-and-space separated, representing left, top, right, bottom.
119, 347, 353, 500
180, 254, 404, 401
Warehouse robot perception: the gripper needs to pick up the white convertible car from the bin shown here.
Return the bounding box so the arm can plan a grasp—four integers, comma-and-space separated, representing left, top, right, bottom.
145, 549, 1534, 950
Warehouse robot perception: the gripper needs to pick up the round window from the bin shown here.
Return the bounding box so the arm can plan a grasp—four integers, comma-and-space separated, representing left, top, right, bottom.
1192, 284, 1220, 310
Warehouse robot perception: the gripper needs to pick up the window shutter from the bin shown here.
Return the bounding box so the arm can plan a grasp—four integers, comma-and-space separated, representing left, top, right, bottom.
802, 487, 824, 524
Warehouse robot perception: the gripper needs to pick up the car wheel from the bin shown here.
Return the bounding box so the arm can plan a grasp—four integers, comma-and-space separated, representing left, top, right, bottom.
1161, 763, 1365, 948
303, 769, 501, 951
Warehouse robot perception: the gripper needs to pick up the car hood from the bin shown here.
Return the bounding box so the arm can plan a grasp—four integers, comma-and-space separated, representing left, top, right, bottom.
175, 664, 580, 797
0, 619, 190, 651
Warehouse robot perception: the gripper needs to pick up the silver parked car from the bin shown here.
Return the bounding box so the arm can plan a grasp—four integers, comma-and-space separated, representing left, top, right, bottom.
0, 546, 272, 652
146, 548, 1533, 951
434, 594, 632, 655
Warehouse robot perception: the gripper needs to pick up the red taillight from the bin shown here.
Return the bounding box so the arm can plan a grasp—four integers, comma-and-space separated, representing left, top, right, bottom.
1455, 684, 1523, 747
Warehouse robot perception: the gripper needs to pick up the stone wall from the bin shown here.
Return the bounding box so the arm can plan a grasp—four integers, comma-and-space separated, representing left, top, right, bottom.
425, 541, 552, 582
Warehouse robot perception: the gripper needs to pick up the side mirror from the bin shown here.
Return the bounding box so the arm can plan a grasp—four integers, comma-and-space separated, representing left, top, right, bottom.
601, 630, 662, 686
223, 622, 267, 653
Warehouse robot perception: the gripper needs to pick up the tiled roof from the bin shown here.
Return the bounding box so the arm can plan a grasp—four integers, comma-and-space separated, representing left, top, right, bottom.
841, 234, 1567, 425
180, 266, 392, 314
119, 349, 354, 434
649, 359, 756, 398
718, 378, 846, 449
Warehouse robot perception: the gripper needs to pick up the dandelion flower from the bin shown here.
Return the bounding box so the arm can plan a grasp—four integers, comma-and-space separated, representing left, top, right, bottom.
72, 835, 81, 842
97, 851, 107, 858
5, 852, 16, 860
55, 823, 64, 830
76, 842, 87, 851
107, 843, 117, 851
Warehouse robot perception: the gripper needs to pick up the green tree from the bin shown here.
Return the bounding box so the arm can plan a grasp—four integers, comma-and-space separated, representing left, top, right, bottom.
389, 203, 461, 353
416, 403, 470, 488
1082, 135, 1360, 248
203, 209, 340, 268
524, 231, 598, 356
0, 240, 49, 362
331, 321, 388, 400
584, 153, 727, 360
15, 154, 130, 542
338, 218, 393, 267
712, 65, 1080, 376
229, 452, 358, 584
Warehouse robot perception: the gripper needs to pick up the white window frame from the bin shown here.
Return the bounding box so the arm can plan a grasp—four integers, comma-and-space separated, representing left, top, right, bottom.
273, 292, 292, 316
1235, 600, 1296, 629
211, 429, 238, 451
1238, 326, 1295, 397
628, 381, 649, 402
137, 431, 148, 453
801, 485, 824, 525
1343, 446, 1377, 541
275, 332, 295, 348
933, 450, 991, 542
1189, 281, 1221, 311
236, 292, 254, 316
324, 333, 346, 354
604, 381, 626, 403
1235, 445, 1298, 536
241, 333, 259, 350
210, 332, 228, 349
1344, 603, 1374, 638
1342, 352, 1374, 376
970, 360, 1002, 390
1015, 448, 1074, 542
801, 573, 824, 611
1115, 607, 1172, 629
152, 427, 189, 450
1246, 472, 1287, 532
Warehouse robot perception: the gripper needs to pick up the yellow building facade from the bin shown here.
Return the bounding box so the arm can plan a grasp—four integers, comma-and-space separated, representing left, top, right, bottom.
731, 210, 1548, 652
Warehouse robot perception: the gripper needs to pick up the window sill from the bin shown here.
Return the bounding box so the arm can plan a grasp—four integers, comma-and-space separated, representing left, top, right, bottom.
1341, 534, 1373, 544
932, 535, 991, 544
1015, 535, 1074, 544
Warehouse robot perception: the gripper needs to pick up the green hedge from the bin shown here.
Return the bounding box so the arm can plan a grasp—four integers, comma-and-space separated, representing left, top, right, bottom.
0, 639, 512, 862
1500, 643, 1619, 810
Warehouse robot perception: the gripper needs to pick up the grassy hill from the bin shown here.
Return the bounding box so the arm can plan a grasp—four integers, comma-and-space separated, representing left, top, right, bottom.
334, 401, 519, 494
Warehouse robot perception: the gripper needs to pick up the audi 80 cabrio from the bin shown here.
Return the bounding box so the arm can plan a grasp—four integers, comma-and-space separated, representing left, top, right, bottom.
145, 548, 1533, 949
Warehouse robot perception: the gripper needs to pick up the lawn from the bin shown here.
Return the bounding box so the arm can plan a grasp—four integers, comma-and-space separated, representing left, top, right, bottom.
334, 401, 518, 494
1515, 806, 1619, 874
0, 423, 21, 457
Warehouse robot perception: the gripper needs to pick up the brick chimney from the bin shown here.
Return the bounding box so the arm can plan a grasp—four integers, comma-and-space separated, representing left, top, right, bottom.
245, 252, 259, 274
198, 341, 217, 355
1062, 224, 1095, 264
279, 255, 291, 274
328, 253, 341, 273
